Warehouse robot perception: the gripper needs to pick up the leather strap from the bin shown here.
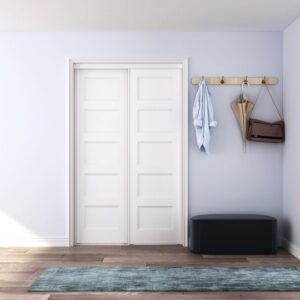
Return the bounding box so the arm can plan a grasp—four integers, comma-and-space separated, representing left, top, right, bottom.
250, 84, 283, 120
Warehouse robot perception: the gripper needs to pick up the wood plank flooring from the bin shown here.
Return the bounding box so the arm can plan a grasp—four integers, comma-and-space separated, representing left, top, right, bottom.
0, 246, 299, 300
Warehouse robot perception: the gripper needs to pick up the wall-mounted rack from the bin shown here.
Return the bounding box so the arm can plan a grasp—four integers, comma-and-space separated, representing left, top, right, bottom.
191, 76, 278, 85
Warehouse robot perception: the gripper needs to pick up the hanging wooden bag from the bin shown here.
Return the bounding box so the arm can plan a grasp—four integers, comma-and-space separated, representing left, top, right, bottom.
247, 83, 284, 143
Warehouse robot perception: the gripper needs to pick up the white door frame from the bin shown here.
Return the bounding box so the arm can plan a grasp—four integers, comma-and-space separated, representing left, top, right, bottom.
68, 58, 189, 247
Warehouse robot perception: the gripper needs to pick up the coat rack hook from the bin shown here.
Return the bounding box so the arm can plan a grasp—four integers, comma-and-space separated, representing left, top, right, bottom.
262, 76, 266, 84
220, 76, 225, 84
243, 76, 248, 84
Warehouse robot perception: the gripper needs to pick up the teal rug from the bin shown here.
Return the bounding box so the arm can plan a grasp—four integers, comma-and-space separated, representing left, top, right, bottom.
29, 266, 300, 292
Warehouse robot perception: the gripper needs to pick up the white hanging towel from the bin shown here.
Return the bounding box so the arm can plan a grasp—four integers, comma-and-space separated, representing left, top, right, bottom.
193, 80, 217, 154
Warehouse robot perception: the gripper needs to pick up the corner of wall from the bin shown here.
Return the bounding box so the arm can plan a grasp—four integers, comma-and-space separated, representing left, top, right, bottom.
282, 238, 300, 260
282, 15, 300, 258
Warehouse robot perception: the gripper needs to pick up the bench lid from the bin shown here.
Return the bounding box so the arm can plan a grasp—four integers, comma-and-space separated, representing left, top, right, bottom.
190, 214, 276, 221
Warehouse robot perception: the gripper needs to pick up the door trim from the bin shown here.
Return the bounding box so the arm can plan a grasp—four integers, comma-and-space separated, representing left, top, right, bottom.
68, 58, 189, 247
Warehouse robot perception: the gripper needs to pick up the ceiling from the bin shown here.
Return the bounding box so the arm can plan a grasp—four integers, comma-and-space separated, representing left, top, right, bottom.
0, 0, 300, 32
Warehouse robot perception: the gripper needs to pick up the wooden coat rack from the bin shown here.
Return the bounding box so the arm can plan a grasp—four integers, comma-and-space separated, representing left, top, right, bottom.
191, 76, 278, 85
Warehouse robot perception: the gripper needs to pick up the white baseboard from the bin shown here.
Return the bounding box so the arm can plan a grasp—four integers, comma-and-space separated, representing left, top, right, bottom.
282, 238, 300, 260
0, 237, 69, 247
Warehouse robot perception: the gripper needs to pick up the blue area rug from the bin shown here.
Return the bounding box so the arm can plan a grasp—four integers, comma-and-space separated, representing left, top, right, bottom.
29, 266, 300, 292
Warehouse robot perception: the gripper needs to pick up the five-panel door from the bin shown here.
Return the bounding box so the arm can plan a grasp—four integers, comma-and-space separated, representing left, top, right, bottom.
75, 69, 128, 244
129, 69, 182, 244
75, 67, 182, 244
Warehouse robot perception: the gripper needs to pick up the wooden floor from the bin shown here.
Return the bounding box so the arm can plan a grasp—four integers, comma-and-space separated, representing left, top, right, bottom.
0, 246, 300, 300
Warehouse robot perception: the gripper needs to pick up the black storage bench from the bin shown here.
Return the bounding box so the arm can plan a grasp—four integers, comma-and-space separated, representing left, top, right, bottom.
189, 214, 277, 254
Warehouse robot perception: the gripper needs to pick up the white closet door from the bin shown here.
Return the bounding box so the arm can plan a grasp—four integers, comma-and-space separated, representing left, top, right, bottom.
129, 68, 182, 244
75, 69, 128, 244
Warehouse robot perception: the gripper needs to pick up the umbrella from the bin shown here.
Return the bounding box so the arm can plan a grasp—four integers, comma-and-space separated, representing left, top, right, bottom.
231, 82, 254, 149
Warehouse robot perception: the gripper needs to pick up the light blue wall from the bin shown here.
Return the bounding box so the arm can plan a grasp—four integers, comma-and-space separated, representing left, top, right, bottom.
0, 32, 283, 243
283, 17, 300, 250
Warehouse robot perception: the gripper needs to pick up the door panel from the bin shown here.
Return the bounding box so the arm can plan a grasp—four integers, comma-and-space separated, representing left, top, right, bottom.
75, 69, 128, 244
129, 69, 182, 244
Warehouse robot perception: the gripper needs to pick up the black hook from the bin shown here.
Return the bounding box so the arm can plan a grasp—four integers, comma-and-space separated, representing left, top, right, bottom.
220, 76, 225, 84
